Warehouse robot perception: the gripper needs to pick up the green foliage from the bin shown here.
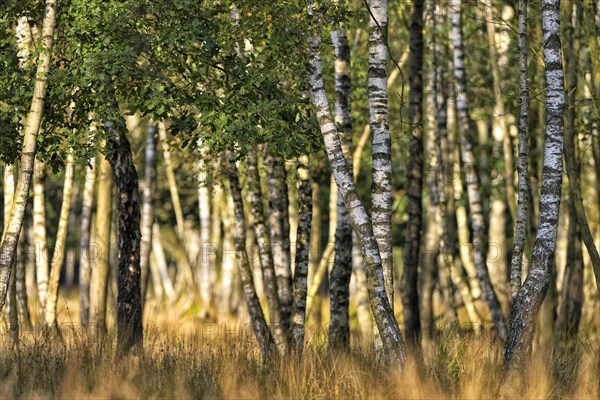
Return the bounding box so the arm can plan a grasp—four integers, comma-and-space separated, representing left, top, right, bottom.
0, 0, 328, 168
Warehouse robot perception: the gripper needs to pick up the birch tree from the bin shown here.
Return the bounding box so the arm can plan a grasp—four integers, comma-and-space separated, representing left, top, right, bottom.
197, 145, 212, 308
220, 188, 236, 316
329, 17, 354, 350
105, 116, 143, 355
504, 0, 565, 370
290, 154, 312, 354
3, 164, 18, 338
89, 153, 112, 333
79, 155, 96, 325
402, 0, 425, 345
307, 3, 406, 363
0, 0, 58, 312
368, 0, 394, 317
246, 148, 286, 355
226, 150, 274, 359
33, 159, 50, 314
450, 0, 507, 340
45, 153, 75, 328
265, 149, 293, 336
510, 0, 531, 300
140, 123, 157, 304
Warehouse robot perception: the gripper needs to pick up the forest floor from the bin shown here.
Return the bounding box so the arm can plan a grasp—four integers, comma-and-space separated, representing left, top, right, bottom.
0, 294, 598, 399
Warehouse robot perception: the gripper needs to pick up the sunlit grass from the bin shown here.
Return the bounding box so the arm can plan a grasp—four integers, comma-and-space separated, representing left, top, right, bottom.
0, 296, 598, 399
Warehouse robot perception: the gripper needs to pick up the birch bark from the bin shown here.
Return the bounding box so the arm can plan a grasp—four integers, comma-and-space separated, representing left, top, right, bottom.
450, 0, 507, 340
265, 150, 293, 336
226, 150, 274, 359
246, 148, 286, 354
368, 0, 394, 316
105, 117, 143, 355
329, 21, 354, 350
510, 0, 530, 299
290, 154, 312, 354
307, 19, 406, 363
45, 153, 75, 328
0, 0, 58, 312
79, 156, 96, 326
140, 123, 157, 304
33, 159, 49, 315
89, 153, 112, 333
504, 0, 565, 370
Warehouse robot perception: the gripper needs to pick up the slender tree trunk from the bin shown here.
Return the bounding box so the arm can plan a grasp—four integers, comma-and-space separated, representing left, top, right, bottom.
449, 81, 481, 301
159, 122, 195, 297
13, 19, 33, 333
105, 117, 143, 355
425, 12, 454, 329
484, 1, 513, 312
148, 254, 164, 300
510, 0, 531, 300
89, 154, 112, 333
32, 159, 50, 321
551, 197, 583, 389
554, 197, 583, 340
159, 122, 185, 241
25, 221, 37, 317
79, 156, 96, 326
45, 153, 75, 328
421, 197, 440, 334
368, 0, 394, 315
450, 0, 507, 340
246, 148, 286, 354
430, 0, 481, 332
140, 123, 157, 305
552, 0, 583, 343
351, 51, 410, 180
290, 154, 312, 354
307, 179, 322, 325
64, 184, 78, 292
15, 223, 31, 331
197, 145, 212, 308
226, 150, 274, 359
305, 176, 337, 320
353, 231, 372, 340
402, 0, 425, 346
484, 0, 517, 223
583, 0, 600, 237
563, 5, 600, 290
7, 260, 18, 339
329, 22, 354, 350
305, 243, 335, 320
151, 223, 176, 301
209, 180, 222, 296
422, 2, 439, 335
265, 149, 293, 337
0, 0, 58, 313
220, 188, 236, 316
504, 0, 565, 370
3, 164, 18, 338
307, 22, 406, 363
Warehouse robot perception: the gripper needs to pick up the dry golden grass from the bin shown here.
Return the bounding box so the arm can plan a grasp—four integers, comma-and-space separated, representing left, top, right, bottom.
0, 297, 598, 399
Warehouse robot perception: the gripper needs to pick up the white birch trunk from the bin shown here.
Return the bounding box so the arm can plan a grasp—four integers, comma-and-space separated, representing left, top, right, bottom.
450, 0, 507, 340
504, 0, 566, 370
45, 152, 75, 327
307, 18, 406, 363
79, 156, 96, 326
197, 146, 212, 308
0, 0, 58, 312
